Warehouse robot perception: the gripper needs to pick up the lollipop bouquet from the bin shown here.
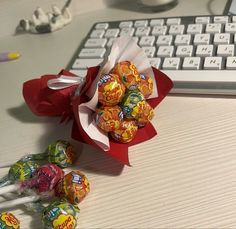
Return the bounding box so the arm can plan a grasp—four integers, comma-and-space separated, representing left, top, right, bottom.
23, 36, 173, 165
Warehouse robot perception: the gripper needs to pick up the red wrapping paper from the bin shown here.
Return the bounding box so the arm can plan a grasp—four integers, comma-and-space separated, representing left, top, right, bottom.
23, 66, 173, 165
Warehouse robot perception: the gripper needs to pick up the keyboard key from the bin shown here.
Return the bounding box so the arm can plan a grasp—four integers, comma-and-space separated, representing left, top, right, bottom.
142, 47, 156, 57
95, 23, 109, 30
217, 45, 234, 56
79, 48, 106, 58
176, 45, 193, 57
156, 35, 173, 46
157, 46, 174, 57
196, 45, 214, 57
70, 69, 87, 77
72, 58, 103, 69
187, 24, 203, 34
195, 16, 210, 24
213, 16, 229, 23
204, 57, 222, 69
107, 38, 116, 47
104, 29, 120, 38
90, 29, 105, 38
135, 27, 151, 36
84, 38, 107, 48
182, 57, 201, 69
162, 57, 181, 69
213, 33, 230, 44
205, 23, 222, 34
119, 21, 133, 28
193, 34, 211, 45
174, 34, 191, 45
225, 23, 236, 33
168, 24, 185, 35
149, 58, 161, 68
120, 27, 135, 36
226, 56, 236, 69
166, 18, 181, 25
150, 19, 164, 26
139, 36, 155, 46
134, 20, 148, 27
152, 25, 167, 35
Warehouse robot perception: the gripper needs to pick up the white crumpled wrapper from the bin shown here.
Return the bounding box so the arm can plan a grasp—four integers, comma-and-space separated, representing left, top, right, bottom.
78, 36, 158, 151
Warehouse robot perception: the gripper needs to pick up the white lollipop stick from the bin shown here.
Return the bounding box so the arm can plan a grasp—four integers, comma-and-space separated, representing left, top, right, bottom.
0, 184, 17, 195
0, 195, 39, 209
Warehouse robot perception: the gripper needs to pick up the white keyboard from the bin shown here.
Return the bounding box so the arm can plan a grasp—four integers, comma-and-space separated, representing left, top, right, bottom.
67, 15, 236, 95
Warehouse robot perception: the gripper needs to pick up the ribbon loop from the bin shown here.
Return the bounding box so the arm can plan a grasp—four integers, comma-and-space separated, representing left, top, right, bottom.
47, 75, 85, 90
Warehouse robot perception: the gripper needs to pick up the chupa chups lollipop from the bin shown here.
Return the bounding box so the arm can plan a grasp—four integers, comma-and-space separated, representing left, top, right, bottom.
0, 164, 65, 209
121, 89, 145, 119
130, 100, 154, 127
111, 61, 140, 90
0, 140, 78, 169
0, 160, 39, 188
22, 140, 77, 168
110, 120, 138, 143
95, 105, 124, 132
0, 169, 89, 210
98, 73, 125, 106
137, 73, 153, 99
0, 212, 20, 229
55, 170, 90, 205
42, 200, 80, 229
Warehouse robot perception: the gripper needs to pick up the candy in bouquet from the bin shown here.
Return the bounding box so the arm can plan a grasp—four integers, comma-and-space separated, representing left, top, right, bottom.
23, 36, 173, 165
0, 212, 20, 229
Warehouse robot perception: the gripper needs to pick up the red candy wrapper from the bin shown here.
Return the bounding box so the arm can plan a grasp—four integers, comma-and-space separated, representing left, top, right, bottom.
23, 36, 173, 165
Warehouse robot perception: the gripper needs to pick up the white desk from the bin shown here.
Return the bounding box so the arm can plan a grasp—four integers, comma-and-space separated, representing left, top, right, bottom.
1, 0, 236, 228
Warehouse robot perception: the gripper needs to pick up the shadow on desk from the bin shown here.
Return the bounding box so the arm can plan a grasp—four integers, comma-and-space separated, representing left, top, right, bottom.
7, 103, 124, 176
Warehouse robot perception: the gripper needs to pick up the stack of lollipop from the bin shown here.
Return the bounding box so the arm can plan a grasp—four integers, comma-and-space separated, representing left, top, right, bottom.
0, 140, 90, 228
96, 60, 155, 143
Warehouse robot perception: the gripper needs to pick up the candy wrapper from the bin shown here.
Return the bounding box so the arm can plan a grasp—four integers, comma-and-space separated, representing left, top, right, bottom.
23, 36, 173, 165
0, 212, 20, 229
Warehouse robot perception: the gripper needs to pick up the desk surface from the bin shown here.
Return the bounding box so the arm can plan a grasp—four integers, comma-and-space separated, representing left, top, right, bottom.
1, 0, 236, 228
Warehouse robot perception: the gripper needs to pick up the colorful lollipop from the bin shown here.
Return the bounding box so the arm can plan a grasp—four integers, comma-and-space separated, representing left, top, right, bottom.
98, 73, 125, 106
0, 164, 64, 209
0, 212, 20, 229
42, 201, 80, 229
111, 61, 140, 90
137, 73, 153, 98
95, 105, 123, 132
0, 159, 39, 188
0, 140, 78, 169
55, 170, 90, 205
110, 120, 138, 143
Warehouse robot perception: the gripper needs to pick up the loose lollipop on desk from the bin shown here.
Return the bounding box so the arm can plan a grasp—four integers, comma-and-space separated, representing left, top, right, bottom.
0, 164, 64, 209
42, 200, 80, 229
0, 212, 20, 229
0, 140, 78, 169
0, 160, 39, 188
55, 170, 90, 205
0, 169, 90, 209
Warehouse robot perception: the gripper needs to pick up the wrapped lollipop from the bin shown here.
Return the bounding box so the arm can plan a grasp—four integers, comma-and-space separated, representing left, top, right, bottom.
0, 164, 64, 209
42, 200, 80, 229
55, 170, 90, 204
0, 169, 90, 209
0, 212, 20, 229
0, 159, 39, 188
0, 140, 77, 169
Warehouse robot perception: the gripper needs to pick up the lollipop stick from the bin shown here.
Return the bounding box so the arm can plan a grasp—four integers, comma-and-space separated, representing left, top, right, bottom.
0, 184, 17, 195
0, 195, 39, 209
